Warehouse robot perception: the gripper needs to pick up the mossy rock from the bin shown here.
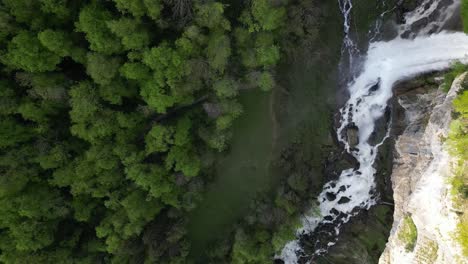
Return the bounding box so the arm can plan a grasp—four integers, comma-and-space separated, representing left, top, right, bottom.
398, 216, 418, 252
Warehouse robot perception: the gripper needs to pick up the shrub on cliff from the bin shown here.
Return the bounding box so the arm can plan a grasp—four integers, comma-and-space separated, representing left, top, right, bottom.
398, 216, 418, 252
448, 78, 468, 257
462, 0, 468, 33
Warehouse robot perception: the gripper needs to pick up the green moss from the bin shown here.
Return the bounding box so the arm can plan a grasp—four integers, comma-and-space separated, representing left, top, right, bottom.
442, 63, 468, 92
356, 207, 392, 256
450, 162, 468, 203
375, 206, 391, 224
357, 227, 387, 253
271, 217, 302, 253
462, 0, 468, 33
449, 161, 468, 257
457, 215, 468, 257
231, 228, 274, 264
447, 75, 468, 257
398, 216, 418, 252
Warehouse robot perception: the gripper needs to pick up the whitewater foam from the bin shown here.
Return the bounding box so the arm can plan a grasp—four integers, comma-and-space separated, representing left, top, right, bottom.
399, 0, 460, 37
339, 0, 359, 67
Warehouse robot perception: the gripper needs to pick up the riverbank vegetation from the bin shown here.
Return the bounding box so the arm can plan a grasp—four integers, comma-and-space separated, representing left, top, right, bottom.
442, 63, 468, 92
446, 4, 468, 258
447, 76, 468, 257
462, 0, 468, 32
0, 0, 289, 262
397, 216, 418, 252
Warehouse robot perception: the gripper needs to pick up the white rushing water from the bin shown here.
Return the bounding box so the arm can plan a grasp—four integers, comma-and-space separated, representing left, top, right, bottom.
279, 0, 468, 263
398, 0, 460, 37
338, 0, 359, 65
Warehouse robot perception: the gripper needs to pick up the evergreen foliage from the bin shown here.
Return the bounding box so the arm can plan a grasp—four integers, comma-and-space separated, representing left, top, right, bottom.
0, 0, 287, 262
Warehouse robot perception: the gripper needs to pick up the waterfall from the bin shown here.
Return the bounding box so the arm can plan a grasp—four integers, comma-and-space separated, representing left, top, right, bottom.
369, 0, 396, 42
398, 0, 461, 38
338, 0, 359, 66
279, 0, 468, 263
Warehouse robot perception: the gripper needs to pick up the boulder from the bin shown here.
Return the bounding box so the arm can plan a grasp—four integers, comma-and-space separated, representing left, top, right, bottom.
338, 196, 351, 204
346, 124, 359, 148
326, 192, 337, 201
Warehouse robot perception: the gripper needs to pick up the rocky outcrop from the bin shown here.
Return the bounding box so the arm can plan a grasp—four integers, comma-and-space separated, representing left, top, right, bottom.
346, 124, 359, 148
379, 73, 467, 264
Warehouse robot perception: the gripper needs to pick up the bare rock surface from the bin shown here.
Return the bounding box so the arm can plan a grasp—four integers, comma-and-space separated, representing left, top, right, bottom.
379, 73, 467, 264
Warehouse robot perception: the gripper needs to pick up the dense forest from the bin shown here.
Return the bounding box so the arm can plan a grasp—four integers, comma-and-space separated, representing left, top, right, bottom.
5, 0, 467, 263
0, 0, 294, 263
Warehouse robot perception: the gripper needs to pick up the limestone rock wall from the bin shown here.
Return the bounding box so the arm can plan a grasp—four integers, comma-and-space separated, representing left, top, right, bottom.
379, 73, 467, 264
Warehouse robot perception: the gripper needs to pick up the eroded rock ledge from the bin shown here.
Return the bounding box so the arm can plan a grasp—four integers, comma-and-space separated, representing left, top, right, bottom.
379, 73, 467, 264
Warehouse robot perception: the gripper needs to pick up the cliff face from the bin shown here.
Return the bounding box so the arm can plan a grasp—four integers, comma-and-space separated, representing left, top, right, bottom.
379, 73, 467, 264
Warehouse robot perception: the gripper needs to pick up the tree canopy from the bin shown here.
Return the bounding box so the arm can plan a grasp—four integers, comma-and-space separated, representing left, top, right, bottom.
0, 0, 287, 263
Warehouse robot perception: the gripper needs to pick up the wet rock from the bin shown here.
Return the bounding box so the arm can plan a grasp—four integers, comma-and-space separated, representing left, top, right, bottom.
393, 72, 439, 96
356, 98, 362, 106
299, 221, 341, 262
330, 208, 340, 215
346, 124, 359, 148
338, 197, 351, 204
368, 78, 380, 93
400, 30, 411, 39
325, 237, 372, 264
326, 192, 337, 201
409, 17, 429, 33
323, 150, 359, 181
398, 0, 455, 39
368, 106, 392, 146
274, 259, 284, 264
